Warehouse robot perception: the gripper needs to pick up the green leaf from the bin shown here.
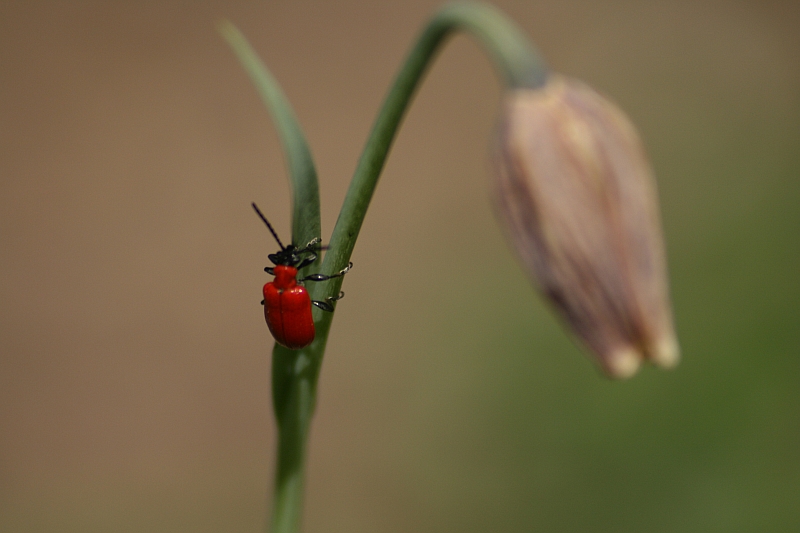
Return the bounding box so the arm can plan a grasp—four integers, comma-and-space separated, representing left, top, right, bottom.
218, 20, 321, 248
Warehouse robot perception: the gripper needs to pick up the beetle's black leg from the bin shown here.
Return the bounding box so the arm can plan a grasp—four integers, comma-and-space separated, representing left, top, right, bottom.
260, 299, 265, 305
295, 252, 318, 271
329, 291, 344, 302
290, 238, 321, 257
312, 292, 345, 312
311, 291, 345, 312
311, 300, 334, 312
299, 262, 353, 283
264, 266, 275, 275
303, 237, 321, 249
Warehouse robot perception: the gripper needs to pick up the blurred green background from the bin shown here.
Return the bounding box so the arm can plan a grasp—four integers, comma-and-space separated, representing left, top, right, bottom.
1, 1, 798, 532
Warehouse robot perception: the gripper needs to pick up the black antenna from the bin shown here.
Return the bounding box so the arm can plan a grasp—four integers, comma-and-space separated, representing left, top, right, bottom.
252, 202, 285, 250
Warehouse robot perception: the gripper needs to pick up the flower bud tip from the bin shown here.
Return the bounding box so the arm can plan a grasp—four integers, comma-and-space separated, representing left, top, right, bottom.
650, 336, 680, 369
605, 347, 642, 379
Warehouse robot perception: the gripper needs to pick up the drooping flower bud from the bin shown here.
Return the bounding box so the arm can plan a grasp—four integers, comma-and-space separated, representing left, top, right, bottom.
494, 75, 679, 379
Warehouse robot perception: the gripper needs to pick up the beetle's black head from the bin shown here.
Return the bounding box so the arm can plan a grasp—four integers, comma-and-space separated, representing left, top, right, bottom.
253, 203, 321, 270
268, 245, 300, 267
268, 241, 320, 269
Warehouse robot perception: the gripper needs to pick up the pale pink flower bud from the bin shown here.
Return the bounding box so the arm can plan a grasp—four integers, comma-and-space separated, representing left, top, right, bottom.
494, 75, 679, 379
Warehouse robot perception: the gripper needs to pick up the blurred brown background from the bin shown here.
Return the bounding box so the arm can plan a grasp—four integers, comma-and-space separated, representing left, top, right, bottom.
1, 1, 798, 532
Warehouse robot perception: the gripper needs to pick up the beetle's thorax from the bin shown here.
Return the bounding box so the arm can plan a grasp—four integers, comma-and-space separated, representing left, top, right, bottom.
273, 265, 298, 290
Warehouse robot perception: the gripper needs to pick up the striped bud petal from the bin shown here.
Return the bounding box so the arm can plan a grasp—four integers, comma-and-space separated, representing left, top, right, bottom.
494, 75, 679, 379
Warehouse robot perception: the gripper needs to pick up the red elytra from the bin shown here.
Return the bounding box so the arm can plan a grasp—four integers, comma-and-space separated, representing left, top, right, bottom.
263, 265, 315, 350
253, 203, 351, 350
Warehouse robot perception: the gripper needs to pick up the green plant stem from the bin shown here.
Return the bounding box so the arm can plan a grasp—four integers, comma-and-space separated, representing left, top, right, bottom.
320, 1, 547, 286
226, 4, 548, 533
269, 350, 315, 533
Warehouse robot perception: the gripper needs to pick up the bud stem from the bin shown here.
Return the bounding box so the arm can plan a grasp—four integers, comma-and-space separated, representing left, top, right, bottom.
323, 2, 548, 285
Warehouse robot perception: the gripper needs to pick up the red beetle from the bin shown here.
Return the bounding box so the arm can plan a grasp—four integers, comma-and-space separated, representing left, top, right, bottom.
253, 203, 351, 349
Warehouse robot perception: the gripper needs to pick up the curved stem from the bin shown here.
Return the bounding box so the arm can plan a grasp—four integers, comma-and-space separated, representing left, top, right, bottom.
268, 5, 546, 530
224, 4, 548, 533
310, 1, 547, 346
268, 4, 547, 533
318, 2, 547, 295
